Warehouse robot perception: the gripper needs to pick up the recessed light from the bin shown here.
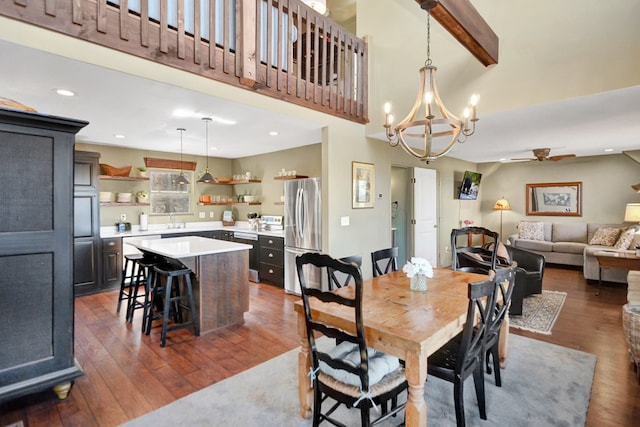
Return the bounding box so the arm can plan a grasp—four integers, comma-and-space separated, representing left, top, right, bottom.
604, 148, 614, 152
55, 89, 75, 97
114, 134, 126, 139
269, 131, 279, 136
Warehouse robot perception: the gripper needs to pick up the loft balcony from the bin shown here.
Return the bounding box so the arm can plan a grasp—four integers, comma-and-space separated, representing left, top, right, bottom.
0, 0, 368, 123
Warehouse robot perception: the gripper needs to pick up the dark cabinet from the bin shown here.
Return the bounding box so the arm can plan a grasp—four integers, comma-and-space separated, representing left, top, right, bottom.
213, 230, 234, 241
0, 109, 87, 402
259, 235, 284, 288
74, 151, 101, 296
102, 237, 122, 290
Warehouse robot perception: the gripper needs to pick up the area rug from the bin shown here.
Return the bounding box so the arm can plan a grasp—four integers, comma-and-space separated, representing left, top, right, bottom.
123, 334, 595, 427
510, 290, 567, 335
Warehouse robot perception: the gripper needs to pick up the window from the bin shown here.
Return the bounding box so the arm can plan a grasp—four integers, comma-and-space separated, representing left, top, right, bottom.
149, 169, 194, 215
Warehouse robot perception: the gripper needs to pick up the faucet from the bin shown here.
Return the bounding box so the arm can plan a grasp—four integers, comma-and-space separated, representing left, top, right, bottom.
169, 213, 175, 229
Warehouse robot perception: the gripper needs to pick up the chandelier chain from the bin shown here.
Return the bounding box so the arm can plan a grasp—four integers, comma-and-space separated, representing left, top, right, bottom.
425, 6, 432, 66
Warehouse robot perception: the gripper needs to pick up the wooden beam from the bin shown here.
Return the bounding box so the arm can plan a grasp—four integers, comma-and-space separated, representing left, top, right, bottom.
416, 0, 499, 67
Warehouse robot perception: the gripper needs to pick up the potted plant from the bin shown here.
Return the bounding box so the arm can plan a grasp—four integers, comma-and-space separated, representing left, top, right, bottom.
137, 166, 149, 178
136, 191, 148, 203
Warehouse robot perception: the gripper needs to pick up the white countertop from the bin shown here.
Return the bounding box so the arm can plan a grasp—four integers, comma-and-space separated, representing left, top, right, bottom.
126, 236, 252, 258
100, 221, 284, 239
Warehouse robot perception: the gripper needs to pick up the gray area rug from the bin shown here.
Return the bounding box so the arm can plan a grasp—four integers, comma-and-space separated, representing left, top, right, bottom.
123, 334, 595, 427
510, 290, 567, 335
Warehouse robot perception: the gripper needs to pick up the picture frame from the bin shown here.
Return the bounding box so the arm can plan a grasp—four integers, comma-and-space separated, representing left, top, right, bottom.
526, 181, 582, 216
352, 161, 375, 209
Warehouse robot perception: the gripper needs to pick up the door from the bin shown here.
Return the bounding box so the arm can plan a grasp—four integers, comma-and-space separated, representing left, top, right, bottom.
409, 167, 437, 266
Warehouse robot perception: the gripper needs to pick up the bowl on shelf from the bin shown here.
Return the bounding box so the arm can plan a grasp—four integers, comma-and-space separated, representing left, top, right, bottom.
116, 192, 132, 203
99, 192, 112, 203
100, 163, 132, 177
243, 195, 256, 203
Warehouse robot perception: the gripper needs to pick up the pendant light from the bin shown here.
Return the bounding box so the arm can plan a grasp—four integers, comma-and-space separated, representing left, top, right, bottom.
197, 117, 217, 183
175, 127, 189, 185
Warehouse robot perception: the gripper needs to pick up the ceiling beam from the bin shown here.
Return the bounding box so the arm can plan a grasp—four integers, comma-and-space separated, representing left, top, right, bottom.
416, 0, 499, 67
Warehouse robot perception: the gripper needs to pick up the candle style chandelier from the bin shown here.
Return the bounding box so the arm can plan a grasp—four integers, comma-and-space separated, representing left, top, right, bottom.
383, 0, 479, 163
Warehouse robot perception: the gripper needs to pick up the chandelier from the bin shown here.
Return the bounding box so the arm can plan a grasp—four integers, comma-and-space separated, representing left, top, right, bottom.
383, 0, 479, 162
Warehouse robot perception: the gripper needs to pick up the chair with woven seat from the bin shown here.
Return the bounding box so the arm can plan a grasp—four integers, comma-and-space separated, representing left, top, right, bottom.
484, 263, 518, 387
371, 247, 399, 277
427, 271, 497, 427
326, 255, 362, 289
296, 252, 408, 426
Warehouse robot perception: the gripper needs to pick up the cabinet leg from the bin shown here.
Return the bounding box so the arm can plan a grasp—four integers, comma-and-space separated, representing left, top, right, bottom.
53, 381, 73, 400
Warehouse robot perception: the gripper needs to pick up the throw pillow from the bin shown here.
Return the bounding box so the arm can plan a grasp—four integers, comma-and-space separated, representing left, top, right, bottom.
518, 221, 544, 241
589, 227, 624, 246
483, 242, 511, 265
614, 229, 636, 249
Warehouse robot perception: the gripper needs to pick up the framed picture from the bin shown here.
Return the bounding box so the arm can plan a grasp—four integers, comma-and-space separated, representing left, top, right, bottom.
352, 161, 375, 209
526, 182, 582, 216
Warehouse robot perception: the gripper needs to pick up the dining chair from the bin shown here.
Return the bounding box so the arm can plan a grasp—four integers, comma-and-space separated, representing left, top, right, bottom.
296, 252, 408, 426
450, 227, 500, 274
326, 255, 362, 289
485, 262, 518, 387
426, 271, 497, 427
371, 247, 399, 277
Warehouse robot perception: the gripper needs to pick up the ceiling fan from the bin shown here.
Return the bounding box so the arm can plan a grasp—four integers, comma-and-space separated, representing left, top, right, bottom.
512, 148, 576, 162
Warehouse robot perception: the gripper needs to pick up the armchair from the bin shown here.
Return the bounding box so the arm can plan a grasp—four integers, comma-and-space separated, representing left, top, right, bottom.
505, 246, 545, 315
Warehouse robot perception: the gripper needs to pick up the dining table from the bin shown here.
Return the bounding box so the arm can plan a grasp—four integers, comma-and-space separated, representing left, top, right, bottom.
294, 268, 509, 427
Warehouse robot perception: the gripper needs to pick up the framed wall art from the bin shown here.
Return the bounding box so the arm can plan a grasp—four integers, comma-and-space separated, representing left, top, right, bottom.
526, 181, 582, 216
352, 161, 375, 209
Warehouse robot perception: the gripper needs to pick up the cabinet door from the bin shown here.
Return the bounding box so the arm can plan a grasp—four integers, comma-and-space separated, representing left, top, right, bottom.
74, 239, 97, 291
102, 238, 122, 290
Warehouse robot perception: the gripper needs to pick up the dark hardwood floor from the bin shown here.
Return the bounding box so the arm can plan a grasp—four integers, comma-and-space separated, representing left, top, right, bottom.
1, 266, 639, 426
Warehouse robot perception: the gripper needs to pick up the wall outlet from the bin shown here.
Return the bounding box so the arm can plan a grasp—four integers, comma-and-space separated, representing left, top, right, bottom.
210, 211, 215, 218
340, 216, 349, 226
120, 214, 126, 222
199, 212, 205, 219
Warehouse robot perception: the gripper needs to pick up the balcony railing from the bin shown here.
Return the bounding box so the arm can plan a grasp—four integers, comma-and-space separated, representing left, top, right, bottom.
0, 0, 368, 123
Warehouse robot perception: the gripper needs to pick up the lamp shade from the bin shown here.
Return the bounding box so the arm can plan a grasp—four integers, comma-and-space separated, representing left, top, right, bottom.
493, 198, 512, 211
624, 203, 640, 222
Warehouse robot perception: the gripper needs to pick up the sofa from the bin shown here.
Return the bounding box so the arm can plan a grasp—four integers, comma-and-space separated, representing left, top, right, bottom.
508, 221, 639, 284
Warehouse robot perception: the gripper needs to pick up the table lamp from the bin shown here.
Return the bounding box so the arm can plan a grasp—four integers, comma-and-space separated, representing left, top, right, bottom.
625, 203, 640, 224
493, 197, 512, 240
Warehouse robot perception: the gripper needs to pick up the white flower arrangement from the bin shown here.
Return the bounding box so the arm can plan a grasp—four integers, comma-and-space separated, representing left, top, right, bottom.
402, 257, 434, 278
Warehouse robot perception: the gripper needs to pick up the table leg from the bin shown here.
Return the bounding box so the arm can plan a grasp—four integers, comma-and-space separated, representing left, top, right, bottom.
597, 267, 602, 296
499, 315, 509, 369
404, 350, 427, 427
297, 312, 313, 419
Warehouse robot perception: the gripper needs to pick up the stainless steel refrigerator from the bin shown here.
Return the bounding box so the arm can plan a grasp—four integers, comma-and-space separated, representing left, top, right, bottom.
284, 177, 322, 294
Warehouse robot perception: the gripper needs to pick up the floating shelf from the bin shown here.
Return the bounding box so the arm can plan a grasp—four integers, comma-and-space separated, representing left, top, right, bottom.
273, 175, 308, 180
201, 178, 262, 185
99, 175, 149, 181
198, 202, 262, 206
100, 202, 150, 207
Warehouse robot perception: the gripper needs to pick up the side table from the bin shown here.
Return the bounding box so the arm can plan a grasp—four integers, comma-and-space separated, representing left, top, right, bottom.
594, 251, 640, 296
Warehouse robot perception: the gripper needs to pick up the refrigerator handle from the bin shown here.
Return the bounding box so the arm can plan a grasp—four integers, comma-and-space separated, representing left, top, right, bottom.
296, 187, 305, 239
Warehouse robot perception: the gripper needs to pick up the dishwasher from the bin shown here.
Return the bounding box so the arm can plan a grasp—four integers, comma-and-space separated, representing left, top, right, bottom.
232, 231, 260, 282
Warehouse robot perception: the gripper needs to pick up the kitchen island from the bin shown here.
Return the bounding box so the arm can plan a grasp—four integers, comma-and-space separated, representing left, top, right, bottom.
127, 236, 252, 335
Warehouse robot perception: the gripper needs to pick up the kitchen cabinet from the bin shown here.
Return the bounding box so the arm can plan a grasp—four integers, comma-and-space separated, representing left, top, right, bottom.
258, 235, 284, 288
101, 237, 123, 291
74, 151, 101, 296
0, 109, 86, 402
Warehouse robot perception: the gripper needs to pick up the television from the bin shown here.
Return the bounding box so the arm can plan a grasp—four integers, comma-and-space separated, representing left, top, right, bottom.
458, 171, 482, 200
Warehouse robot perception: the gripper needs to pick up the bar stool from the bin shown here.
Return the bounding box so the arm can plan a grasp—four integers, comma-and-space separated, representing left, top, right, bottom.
144, 264, 199, 347
116, 253, 144, 316
128, 257, 156, 324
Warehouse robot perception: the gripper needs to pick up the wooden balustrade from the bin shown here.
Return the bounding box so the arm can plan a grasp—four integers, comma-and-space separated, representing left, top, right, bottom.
0, 0, 368, 123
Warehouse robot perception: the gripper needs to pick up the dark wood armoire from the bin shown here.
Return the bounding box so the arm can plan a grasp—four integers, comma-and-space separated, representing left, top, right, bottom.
0, 108, 88, 402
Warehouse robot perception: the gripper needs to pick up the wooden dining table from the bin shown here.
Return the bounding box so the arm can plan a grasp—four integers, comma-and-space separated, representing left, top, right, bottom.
294, 268, 509, 427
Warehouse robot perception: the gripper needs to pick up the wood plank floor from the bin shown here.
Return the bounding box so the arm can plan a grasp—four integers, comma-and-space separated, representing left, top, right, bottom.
1, 266, 640, 426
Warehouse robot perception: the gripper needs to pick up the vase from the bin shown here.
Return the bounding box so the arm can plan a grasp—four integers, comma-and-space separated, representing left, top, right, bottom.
410, 274, 428, 292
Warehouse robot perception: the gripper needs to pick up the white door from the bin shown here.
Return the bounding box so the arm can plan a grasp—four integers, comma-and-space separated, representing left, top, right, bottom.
409, 167, 437, 266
